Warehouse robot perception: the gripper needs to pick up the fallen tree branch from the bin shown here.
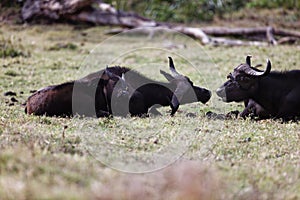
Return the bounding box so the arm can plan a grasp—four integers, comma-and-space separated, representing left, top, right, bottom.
274, 28, 300, 38
201, 26, 300, 39
104, 26, 268, 46
210, 37, 267, 46
266, 26, 277, 45
21, 0, 300, 46
201, 27, 268, 36
22, 0, 93, 21
277, 37, 298, 44
172, 26, 211, 45
66, 10, 157, 28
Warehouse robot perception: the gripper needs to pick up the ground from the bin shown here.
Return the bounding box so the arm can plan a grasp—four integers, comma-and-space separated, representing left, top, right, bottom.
1, 24, 300, 199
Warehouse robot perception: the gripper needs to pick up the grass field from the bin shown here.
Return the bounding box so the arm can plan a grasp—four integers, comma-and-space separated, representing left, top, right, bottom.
1, 24, 300, 199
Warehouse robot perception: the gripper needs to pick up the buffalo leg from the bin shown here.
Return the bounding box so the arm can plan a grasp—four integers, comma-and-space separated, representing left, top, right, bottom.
149, 105, 162, 116
240, 99, 270, 119
96, 110, 111, 118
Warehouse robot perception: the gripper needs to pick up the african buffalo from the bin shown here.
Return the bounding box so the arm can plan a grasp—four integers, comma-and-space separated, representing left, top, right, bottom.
216, 56, 300, 120
106, 57, 212, 116
25, 69, 130, 117
26, 57, 211, 117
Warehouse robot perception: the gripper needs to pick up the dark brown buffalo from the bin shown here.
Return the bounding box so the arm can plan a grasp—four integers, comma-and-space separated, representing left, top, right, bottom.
25, 57, 211, 117
216, 56, 300, 120
25, 69, 130, 117
106, 57, 212, 116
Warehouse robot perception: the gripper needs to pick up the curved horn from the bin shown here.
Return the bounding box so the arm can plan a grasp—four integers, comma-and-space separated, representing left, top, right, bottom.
246, 55, 252, 66
265, 59, 272, 74
168, 57, 180, 77
244, 59, 271, 76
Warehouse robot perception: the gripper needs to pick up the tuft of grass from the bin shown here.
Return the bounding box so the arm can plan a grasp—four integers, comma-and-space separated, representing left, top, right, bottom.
0, 36, 30, 58
4, 70, 18, 77
48, 42, 78, 51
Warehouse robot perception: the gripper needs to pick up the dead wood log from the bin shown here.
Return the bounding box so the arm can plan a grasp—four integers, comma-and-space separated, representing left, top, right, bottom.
22, 0, 157, 27
22, 0, 93, 21
274, 28, 300, 38
200, 26, 300, 39
172, 26, 211, 45
266, 26, 277, 45
103, 26, 269, 46
21, 0, 300, 46
277, 37, 299, 45
199, 26, 300, 45
210, 37, 267, 46
104, 26, 211, 45
201, 27, 269, 37
66, 10, 157, 28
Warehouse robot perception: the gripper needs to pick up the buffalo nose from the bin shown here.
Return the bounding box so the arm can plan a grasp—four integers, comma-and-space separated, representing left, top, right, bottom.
216, 87, 224, 97
207, 90, 212, 98
205, 89, 212, 100
201, 89, 212, 104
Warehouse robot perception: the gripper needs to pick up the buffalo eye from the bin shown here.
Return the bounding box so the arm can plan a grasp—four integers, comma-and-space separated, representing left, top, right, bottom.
227, 73, 234, 80
235, 75, 250, 82
235, 75, 249, 82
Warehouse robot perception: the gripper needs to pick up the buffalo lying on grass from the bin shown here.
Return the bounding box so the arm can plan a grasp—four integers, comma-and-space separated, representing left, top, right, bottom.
105, 57, 211, 116
25, 57, 211, 117
25, 69, 131, 117
216, 56, 300, 120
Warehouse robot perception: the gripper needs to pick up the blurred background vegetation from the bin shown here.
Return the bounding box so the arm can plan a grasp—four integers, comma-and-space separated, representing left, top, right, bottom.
104, 0, 299, 23
0, 0, 299, 24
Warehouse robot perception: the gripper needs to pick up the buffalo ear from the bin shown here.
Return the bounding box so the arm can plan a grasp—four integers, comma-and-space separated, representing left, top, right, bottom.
98, 78, 109, 86
105, 68, 118, 79
160, 70, 174, 81
170, 95, 179, 116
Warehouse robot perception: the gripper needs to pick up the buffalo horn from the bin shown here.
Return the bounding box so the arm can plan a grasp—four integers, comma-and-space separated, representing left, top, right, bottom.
246, 55, 251, 66
244, 59, 271, 76
168, 57, 181, 77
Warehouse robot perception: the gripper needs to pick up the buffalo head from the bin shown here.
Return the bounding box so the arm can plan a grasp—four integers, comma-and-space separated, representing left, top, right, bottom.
160, 57, 211, 112
216, 56, 271, 102
102, 68, 136, 116
103, 68, 130, 99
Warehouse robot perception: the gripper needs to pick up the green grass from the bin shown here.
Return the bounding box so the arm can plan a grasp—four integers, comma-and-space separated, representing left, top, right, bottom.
0, 24, 300, 199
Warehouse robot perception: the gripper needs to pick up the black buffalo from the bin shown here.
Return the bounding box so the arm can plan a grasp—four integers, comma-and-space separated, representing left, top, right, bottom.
25, 57, 211, 117
216, 56, 300, 120
106, 57, 212, 116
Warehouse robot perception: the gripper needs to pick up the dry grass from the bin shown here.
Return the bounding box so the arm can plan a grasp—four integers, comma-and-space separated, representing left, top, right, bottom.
90, 160, 221, 200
